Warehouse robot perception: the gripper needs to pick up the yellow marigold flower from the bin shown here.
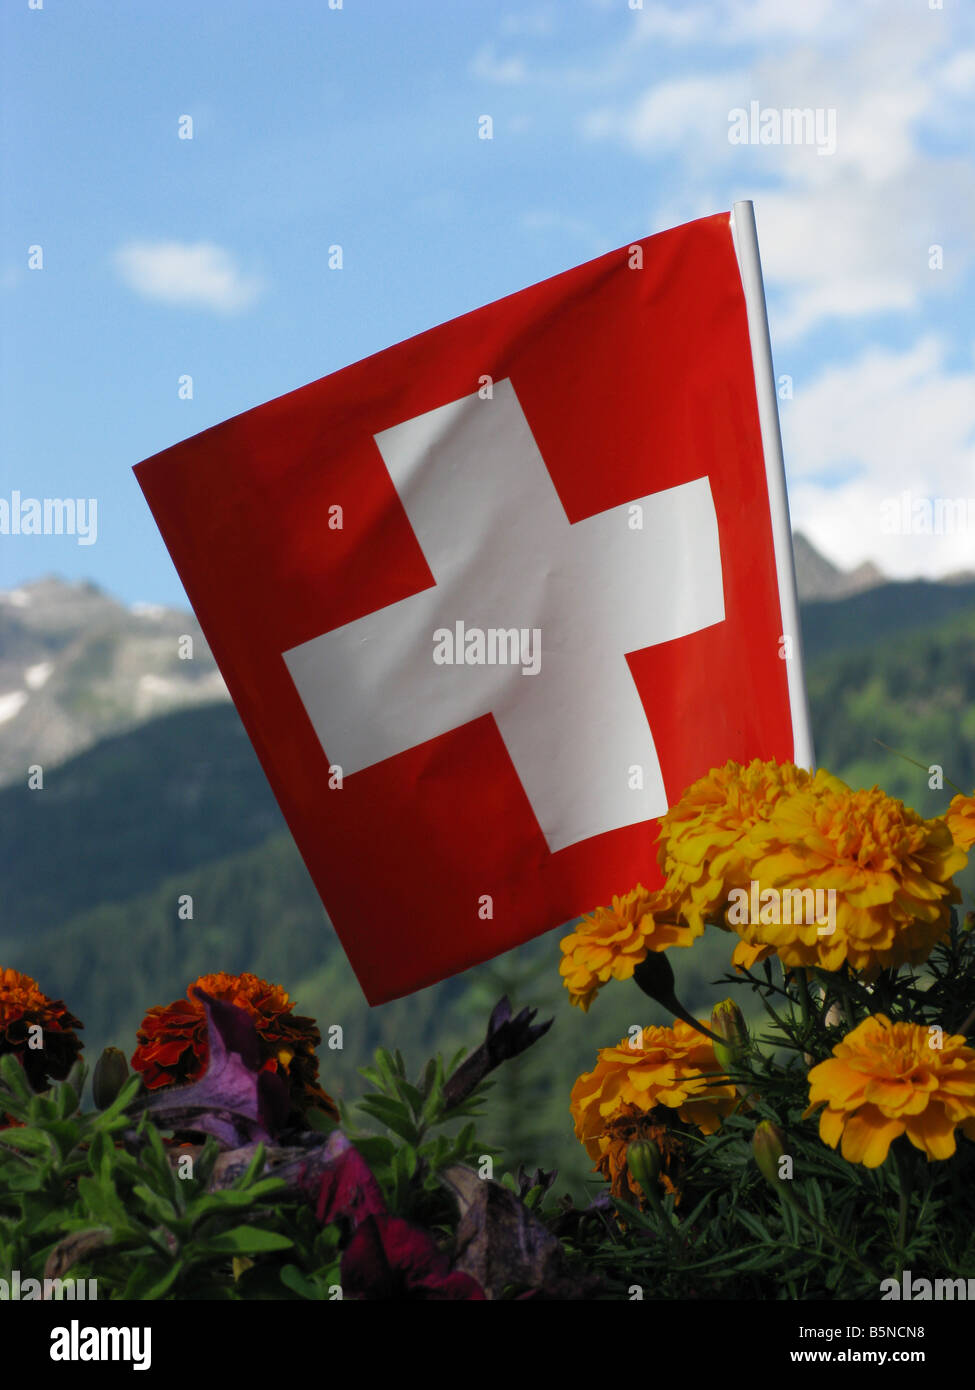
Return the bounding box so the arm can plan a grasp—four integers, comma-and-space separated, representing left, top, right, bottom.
656, 759, 840, 933
735, 784, 967, 975
731, 939, 776, 972
805, 1014, 975, 1167
559, 883, 702, 1010
946, 790, 975, 851
570, 1018, 738, 1161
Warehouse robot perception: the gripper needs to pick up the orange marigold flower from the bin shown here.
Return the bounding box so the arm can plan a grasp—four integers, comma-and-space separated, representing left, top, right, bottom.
946, 791, 975, 852
571, 1018, 737, 1168
132, 971, 338, 1121
656, 759, 840, 933
587, 1102, 688, 1208
559, 883, 702, 1011
734, 784, 967, 975
805, 1014, 975, 1167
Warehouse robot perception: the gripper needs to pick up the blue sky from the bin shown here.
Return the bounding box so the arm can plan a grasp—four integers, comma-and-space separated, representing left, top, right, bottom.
2, 0, 974, 607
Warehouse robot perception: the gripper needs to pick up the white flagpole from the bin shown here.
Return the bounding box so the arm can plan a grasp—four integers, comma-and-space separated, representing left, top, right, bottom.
731, 199, 816, 772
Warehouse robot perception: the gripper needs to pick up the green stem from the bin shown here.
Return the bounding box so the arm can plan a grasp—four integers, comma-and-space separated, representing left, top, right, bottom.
893, 1141, 913, 1255
642, 1181, 680, 1259
956, 1003, 975, 1039
872, 739, 966, 795
796, 968, 814, 1039
666, 997, 724, 1046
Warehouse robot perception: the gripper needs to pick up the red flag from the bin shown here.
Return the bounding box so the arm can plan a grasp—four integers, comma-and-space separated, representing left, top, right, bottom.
134, 208, 808, 1004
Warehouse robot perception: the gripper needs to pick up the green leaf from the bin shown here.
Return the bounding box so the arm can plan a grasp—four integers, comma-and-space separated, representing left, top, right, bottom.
77, 1175, 135, 1232
121, 1260, 183, 1301
0, 1127, 54, 1156
279, 1264, 323, 1299
398, 1081, 424, 1114
0, 1053, 32, 1102
187, 1179, 286, 1223
420, 1056, 445, 1123
86, 1129, 113, 1181
373, 1048, 398, 1092
451, 1121, 477, 1156
55, 1081, 80, 1120
95, 1072, 144, 1125
199, 1225, 293, 1255
44, 1120, 83, 1160
419, 1058, 437, 1099
131, 1183, 178, 1226
357, 1095, 418, 1142
679, 1191, 715, 1229
356, 1065, 386, 1090
391, 1142, 418, 1205
736, 1210, 773, 1243
241, 1143, 267, 1189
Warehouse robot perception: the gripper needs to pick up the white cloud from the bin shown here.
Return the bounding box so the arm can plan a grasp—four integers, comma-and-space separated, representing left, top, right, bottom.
24, 661, 53, 690
581, 11, 975, 341
500, 6, 555, 37
0, 691, 28, 725
470, 44, 530, 84
942, 48, 975, 92
782, 337, 975, 579
757, 175, 945, 342
583, 73, 744, 152
629, 0, 876, 47
114, 241, 264, 313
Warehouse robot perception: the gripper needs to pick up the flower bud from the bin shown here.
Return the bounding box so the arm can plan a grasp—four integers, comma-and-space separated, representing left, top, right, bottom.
632, 949, 676, 1005
92, 1046, 129, 1110
753, 1120, 787, 1187
626, 1138, 662, 1200
710, 998, 748, 1074
632, 951, 724, 1045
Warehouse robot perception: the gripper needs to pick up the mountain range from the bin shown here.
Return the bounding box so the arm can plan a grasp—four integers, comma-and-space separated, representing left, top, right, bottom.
1, 533, 961, 788
0, 577, 227, 788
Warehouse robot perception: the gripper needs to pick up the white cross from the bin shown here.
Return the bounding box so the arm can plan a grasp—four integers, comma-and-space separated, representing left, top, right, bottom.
283, 378, 725, 852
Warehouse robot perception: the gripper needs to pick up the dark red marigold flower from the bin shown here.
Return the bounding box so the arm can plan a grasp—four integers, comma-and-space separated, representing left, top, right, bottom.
0, 967, 84, 1125
131, 971, 337, 1124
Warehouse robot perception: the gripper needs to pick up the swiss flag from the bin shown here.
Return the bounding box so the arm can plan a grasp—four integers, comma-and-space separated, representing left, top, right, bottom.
134, 207, 810, 1005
